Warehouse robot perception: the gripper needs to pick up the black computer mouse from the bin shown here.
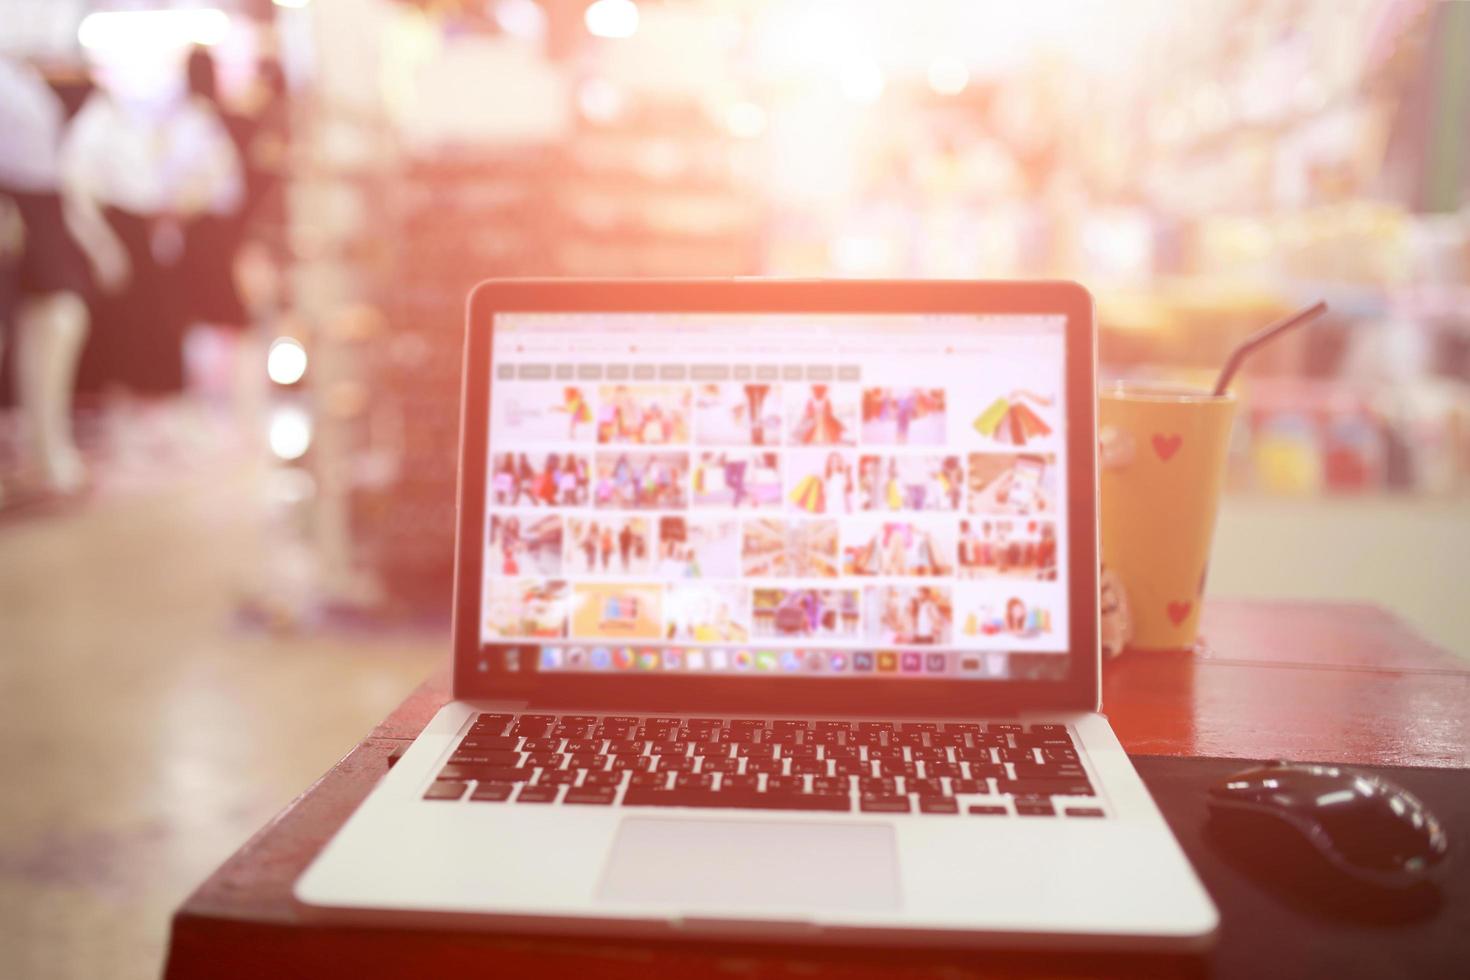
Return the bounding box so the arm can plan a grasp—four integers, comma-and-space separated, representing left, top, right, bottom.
1207, 762, 1449, 892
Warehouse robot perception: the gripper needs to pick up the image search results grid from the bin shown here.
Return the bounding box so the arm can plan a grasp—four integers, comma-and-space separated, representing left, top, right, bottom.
482, 315, 1070, 669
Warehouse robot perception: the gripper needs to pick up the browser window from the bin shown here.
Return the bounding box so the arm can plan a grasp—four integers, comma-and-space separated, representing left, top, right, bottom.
480, 312, 1069, 681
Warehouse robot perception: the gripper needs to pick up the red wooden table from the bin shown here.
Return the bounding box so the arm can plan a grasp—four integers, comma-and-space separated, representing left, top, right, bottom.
163, 599, 1470, 979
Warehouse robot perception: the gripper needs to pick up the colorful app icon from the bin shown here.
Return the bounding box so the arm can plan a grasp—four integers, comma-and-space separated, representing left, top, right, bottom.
756, 650, 779, 672
877, 651, 897, 672
568, 647, 589, 669
804, 650, 824, 672
540, 646, 562, 670
637, 649, 660, 670
734, 649, 753, 671
779, 651, 801, 672
853, 651, 874, 671
959, 655, 982, 673
708, 649, 729, 671
505, 648, 522, 672
829, 651, 848, 672
901, 652, 922, 673
686, 649, 707, 672
663, 648, 683, 670
926, 653, 946, 673
986, 652, 1009, 677
612, 646, 635, 670
589, 647, 611, 669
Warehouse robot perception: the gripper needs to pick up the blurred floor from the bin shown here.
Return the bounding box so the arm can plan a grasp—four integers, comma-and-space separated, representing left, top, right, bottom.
0, 445, 442, 980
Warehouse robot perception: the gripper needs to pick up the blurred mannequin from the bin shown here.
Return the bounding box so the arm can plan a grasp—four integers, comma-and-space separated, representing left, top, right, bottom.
0, 58, 125, 497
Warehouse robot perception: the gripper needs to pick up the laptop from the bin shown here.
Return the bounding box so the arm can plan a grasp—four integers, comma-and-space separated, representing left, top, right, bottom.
295, 279, 1218, 949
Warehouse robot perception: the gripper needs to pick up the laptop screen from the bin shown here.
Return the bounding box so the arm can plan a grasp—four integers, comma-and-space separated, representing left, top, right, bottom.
479, 312, 1070, 683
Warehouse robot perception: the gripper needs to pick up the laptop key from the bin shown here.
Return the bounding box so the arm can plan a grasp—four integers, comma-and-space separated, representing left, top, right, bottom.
719, 774, 760, 792
999, 779, 1093, 798
860, 796, 911, 814
516, 785, 559, 803
621, 789, 850, 812
949, 778, 989, 795
1014, 763, 1087, 781
564, 787, 616, 805
449, 753, 523, 768
1015, 799, 1056, 816
453, 749, 521, 767
460, 735, 520, 751
699, 757, 740, 774
437, 763, 523, 782
469, 782, 513, 802
423, 780, 468, 801
968, 805, 1008, 816
535, 769, 578, 785
811, 776, 851, 795
581, 771, 624, 787
1066, 807, 1106, 818
919, 797, 960, 814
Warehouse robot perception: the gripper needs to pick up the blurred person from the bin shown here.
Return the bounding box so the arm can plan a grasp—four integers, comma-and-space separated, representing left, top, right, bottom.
62, 44, 243, 406
177, 46, 258, 425
229, 56, 292, 312
0, 57, 126, 498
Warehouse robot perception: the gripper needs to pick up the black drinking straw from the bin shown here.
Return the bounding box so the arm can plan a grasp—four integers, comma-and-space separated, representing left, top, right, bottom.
1212, 301, 1329, 396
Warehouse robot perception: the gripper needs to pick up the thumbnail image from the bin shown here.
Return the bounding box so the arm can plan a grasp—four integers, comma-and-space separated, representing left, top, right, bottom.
483, 579, 568, 639
664, 584, 751, 643
565, 516, 652, 575
786, 450, 858, 515
751, 588, 860, 640
970, 389, 1055, 448
955, 586, 1057, 645
592, 451, 690, 509
967, 453, 1057, 516
861, 387, 947, 445
856, 454, 964, 511
741, 518, 841, 578
487, 514, 563, 576
569, 583, 664, 640
656, 516, 740, 579
956, 518, 1058, 580
491, 453, 590, 507
691, 451, 782, 508
597, 384, 691, 444
785, 384, 858, 446
495, 384, 594, 443
864, 585, 953, 646
693, 383, 782, 445
842, 519, 956, 577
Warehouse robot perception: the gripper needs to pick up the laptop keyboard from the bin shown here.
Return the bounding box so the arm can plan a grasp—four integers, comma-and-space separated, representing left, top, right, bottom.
422, 714, 1105, 817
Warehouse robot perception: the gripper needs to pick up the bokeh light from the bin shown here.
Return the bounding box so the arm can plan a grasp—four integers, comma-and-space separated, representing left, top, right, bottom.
267, 338, 308, 386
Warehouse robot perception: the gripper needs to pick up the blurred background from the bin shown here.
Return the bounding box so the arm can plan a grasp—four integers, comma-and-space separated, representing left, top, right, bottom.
1, 1, 1467, 978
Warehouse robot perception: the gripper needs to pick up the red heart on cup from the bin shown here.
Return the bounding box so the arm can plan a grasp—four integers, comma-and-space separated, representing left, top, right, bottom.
1166, 600, 1192, 626
1152, 434, 1183, 461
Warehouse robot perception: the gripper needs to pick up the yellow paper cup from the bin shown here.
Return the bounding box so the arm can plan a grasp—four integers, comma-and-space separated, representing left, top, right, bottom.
1099, 383, 1236, 651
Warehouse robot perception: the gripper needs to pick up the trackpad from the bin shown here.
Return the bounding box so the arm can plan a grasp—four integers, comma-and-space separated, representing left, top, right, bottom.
597, 818, 901, 912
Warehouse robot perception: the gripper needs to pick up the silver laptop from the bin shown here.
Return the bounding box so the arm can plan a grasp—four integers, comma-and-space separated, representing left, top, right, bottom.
296, 279, 1218, 949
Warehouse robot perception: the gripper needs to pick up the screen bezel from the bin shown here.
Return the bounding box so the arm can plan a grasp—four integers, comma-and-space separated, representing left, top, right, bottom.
453, 279, 1098, 715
